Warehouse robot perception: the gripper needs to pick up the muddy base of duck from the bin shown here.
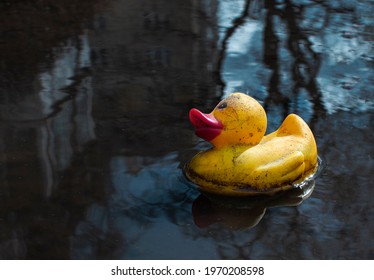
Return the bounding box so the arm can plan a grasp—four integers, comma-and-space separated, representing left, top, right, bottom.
184, 161, 320, 197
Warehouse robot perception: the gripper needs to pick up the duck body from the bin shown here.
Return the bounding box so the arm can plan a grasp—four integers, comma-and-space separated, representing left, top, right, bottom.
185, 93, 318, 196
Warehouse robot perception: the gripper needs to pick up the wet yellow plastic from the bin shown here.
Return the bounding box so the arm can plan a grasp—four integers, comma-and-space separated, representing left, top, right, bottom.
185, 93, 318, 196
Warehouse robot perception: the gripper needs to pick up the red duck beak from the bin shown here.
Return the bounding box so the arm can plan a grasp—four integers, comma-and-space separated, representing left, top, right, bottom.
189, 108, 223, 141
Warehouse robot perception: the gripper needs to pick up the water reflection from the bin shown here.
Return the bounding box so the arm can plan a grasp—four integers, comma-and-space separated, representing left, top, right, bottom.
219, 0, 373, 129
193, 181, 315, 230
0, 0, 373, 260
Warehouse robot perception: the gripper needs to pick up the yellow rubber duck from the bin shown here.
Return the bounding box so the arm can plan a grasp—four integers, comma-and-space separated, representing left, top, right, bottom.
185, 92, 318, 196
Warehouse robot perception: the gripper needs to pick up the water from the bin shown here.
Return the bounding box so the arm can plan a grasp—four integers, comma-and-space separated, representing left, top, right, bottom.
0, 0, 373, 259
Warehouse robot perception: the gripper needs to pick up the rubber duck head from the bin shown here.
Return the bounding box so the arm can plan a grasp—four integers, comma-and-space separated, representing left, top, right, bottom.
189, 93, 267, 148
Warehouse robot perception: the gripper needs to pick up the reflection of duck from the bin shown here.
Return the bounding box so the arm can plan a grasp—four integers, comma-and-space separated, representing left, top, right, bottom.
192, 180, 315, 230
185, 92, 318, 196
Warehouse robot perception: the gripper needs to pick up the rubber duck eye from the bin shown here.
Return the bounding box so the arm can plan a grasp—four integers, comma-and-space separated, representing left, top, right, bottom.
218, 102, 227, 109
